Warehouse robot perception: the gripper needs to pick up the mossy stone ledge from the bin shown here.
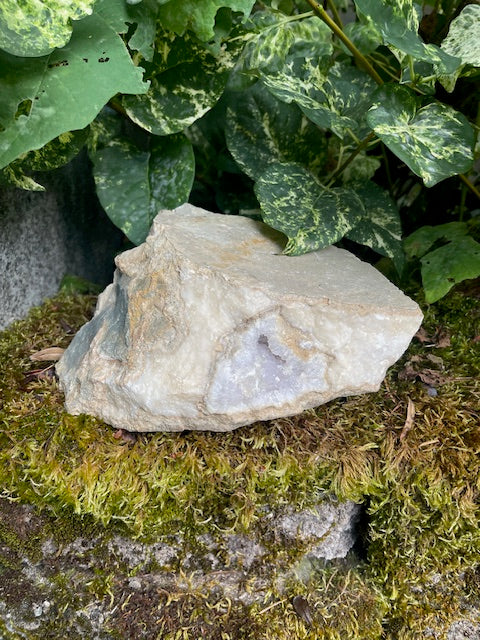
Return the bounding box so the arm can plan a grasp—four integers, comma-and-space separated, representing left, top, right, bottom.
0, 284, 479, 639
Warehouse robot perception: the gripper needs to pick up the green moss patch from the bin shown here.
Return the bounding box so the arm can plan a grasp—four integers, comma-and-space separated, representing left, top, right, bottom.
0, 285, 479, 638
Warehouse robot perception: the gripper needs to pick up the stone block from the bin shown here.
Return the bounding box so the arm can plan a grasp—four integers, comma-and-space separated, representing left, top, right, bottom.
0, 152, 122, 330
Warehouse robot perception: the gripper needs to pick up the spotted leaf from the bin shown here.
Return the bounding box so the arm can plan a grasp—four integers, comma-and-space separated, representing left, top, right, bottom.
353, 0, 460, 73
346, 182, 404, 272
122, 31, 233, 135
439, 4, 480, 92
263, 61, 377, 140
157, 0, 255, 41
0, 0, 96, 57
255, 162, 363, 255
225, 82, 327, 180
91, 133, 194, 245
366, 84, 474, 187
240, 13, 332, 75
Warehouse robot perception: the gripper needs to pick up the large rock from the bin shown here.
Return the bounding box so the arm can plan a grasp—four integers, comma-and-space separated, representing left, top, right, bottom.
57, 204, 422, 432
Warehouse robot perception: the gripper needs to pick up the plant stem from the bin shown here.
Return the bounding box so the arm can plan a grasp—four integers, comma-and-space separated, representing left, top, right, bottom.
325, 0, 343, 28
326, 131, 377, 186
459, 103, 480, 211
108, 98, 128, 118
459, 174, 480, 202
304, 0, 384, 86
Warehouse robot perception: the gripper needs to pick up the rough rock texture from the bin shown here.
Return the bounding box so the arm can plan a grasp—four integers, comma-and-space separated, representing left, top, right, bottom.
57, 204, 422, 432
0, 152, 122, 330
0, 497, 361, 638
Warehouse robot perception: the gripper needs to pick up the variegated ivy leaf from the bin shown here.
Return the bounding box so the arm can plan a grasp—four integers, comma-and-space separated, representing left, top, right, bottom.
367, 84, 474, 187
0, 0, 96, 57
91, 133, 195, 245
255, 162, 364, 255
263, 61, 377, 140
353, 0, 460, 74
0, 128, 90, 191
0, 165, 45, 191
122, 31, 233, 135
157, 0, 255, 41
242, 22, 295, 73
225, 82, 327, 180
327, 140, 380, 184
342, 20, 382, 56
439, 4, 480, 92
346, 182, 404, 273
241, 12, 332, 74
20, 128, 90, 172
0, 0, 148, 171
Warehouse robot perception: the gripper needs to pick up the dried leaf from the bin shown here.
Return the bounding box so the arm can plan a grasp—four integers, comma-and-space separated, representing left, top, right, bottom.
434, 327, 451, 348
425, 353, 444, 366
30, 347, 65, 362
417, 368, 448, 386
113, 429, 138, 444
414, 327, 431, 343
292, 595, 313, 627
414, 326, 451, 348
400, 398, 415, 441
22, 365, 56, 387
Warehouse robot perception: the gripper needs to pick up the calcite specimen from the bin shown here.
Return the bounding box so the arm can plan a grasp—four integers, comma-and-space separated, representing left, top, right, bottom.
57, 204, 422, 432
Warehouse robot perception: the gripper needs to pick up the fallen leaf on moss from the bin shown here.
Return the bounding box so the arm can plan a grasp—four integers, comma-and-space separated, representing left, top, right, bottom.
398, 354, 448, 386
292, 595, 313, 627
30, 347, 65, 362
113, 429, 138, 444
414, 327, 450, 348
400, 399, 415, 441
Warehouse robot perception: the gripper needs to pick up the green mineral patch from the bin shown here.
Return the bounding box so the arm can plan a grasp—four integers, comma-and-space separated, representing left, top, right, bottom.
0, 284, 479, 638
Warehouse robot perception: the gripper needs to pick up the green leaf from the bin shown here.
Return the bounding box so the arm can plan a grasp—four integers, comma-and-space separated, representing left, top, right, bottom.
366, 84, 475, 187
242, 21, 295, 73
439, 4, 480, 92
0, 0, 148, 171
342, 20, 382, 56
441, 5, 480, 68
19, 128, 90, 172
0, 0, 97, 57
420, 236, 480, 303
353, 0, 460, 74
328, 138, 381, 184
346, 182, 404, 272
0, 128, 89, 191
122, 31, 233, 135
255, 162, 364, 255
225, 82, 327, 180
126, 0, 158, 62
91, 133, 195, 245
263, 61, 377, 140
157, 0, 255, 41
0, 165, 45, 191
240, 13, 332, 74
403, 221, 469, 259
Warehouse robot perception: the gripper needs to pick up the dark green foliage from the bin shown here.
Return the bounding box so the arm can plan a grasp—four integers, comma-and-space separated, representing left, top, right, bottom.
1, 0, 479, 300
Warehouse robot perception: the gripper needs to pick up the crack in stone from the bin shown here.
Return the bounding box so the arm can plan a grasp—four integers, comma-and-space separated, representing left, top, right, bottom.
257, 333, 287, 365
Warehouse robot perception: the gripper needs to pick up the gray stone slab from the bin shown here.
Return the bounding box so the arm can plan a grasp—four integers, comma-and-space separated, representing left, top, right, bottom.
0, 152, 122, 330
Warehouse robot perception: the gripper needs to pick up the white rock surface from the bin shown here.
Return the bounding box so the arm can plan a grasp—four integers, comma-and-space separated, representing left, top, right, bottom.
57, 204, 422, 432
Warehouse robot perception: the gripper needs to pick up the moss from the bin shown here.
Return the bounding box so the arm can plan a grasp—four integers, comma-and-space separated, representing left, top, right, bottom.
0, 285, 479, 637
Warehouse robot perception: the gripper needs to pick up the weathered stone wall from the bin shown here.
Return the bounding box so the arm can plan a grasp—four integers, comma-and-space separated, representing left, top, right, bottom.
0, 152, 122, 330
